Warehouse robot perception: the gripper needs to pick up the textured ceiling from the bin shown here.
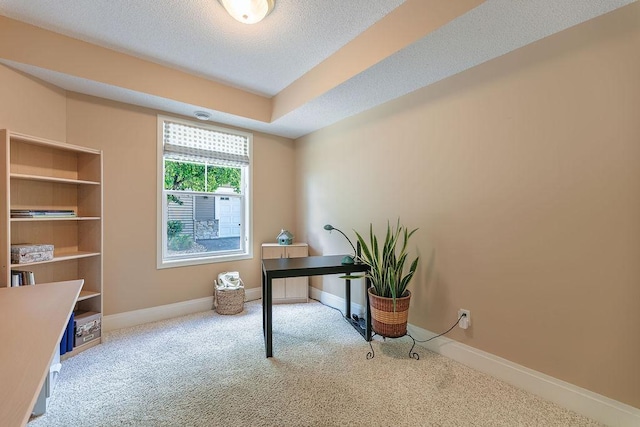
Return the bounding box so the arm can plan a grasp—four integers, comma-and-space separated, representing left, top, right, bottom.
0, 0, 405, 96
0, 0, 635, 138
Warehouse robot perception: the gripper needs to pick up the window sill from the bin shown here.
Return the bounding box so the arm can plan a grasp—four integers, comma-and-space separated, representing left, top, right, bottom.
157, 252, 252, 269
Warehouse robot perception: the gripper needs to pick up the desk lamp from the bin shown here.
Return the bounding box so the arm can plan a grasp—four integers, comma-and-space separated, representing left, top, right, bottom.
323, 224, 359, 264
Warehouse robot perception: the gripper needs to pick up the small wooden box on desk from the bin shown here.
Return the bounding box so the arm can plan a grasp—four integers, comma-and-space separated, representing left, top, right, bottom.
261, 243, 308, 303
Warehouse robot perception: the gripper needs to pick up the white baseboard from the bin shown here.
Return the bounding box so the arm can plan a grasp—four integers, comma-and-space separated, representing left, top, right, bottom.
313, 288, 640, 427
103, 287, 262, 332
245, 287, 261, 302
310, 286, 365, 316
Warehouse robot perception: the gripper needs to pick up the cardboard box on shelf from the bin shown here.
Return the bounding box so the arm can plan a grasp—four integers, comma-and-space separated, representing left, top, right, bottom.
74, 311, 101, 346
10, 243, 54, 264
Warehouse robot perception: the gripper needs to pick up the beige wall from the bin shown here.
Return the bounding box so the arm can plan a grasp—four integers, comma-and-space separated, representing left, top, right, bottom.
65, 93, 296, 315
0, 64, 67, 140
0, 67, 297, 316
295, 4, 640, 408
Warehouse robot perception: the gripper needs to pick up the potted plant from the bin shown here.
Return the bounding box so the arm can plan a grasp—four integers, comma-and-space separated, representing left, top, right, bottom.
354, 219, 419, 338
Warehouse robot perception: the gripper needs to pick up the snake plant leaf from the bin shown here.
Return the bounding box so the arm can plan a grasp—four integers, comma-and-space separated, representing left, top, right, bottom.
353, 219, 420, 310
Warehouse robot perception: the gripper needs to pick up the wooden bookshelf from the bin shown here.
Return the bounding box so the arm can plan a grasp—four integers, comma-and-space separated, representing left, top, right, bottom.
0, 130, 103, 354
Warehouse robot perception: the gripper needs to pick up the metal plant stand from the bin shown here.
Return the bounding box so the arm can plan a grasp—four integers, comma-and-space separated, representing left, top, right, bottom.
367, 332, 420, 360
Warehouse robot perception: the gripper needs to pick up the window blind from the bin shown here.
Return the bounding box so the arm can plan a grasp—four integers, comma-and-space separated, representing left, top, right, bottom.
163, 121, 249, 167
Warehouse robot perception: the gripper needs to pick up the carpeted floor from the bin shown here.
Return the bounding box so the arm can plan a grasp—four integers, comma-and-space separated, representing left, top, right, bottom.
29, 301, 602, 426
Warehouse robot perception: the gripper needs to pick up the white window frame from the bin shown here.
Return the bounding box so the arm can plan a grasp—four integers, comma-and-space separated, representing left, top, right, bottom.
157, 115, 253, 269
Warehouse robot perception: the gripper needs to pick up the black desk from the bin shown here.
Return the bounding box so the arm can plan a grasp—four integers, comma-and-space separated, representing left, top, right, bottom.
261, 255, 371, 358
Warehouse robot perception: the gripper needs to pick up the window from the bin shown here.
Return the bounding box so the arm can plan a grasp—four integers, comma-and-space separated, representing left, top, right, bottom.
157, 116, 252, 268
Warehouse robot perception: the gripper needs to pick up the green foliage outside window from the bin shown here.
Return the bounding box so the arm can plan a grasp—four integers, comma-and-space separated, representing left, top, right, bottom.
164, 160, 241, 193
168, 233, 195, 251
167, 220, 183, 238
208, 166, 242, 193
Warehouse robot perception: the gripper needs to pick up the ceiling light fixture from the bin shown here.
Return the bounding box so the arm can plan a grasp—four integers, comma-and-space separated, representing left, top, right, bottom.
218, 0, 275, 24
194, 111, 211, 120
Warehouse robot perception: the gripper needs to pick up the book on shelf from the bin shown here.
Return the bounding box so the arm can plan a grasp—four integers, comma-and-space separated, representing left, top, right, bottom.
10, 209, 77, 218
10, 270, 35, 286
60, 312, 75, 355
10, 271, 20, 287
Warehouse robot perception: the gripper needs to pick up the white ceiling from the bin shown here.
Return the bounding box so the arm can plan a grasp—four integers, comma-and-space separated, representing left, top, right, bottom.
0, 0, 635, 138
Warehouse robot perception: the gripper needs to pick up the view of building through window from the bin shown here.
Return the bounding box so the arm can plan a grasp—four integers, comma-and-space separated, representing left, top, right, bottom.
165, 188, 242, 256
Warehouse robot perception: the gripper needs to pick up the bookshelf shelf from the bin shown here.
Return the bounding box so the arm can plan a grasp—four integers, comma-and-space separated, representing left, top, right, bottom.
10, 251, 101, 268
11, 217, 101, 222
10, 172, 100, 186
78, 290, 101, 301
1, 129, 103, 358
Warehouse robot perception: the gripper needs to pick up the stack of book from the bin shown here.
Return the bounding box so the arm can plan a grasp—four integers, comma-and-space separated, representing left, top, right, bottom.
10, 209, 77, 218
10, 270, 35, 286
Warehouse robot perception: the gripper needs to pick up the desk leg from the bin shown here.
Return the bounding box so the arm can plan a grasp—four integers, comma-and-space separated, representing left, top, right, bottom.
344, 275, 372, 342
345, 278, 351, 319
265, 275, 273, 358
262, 268, 266, 337
261, 268, 273, 357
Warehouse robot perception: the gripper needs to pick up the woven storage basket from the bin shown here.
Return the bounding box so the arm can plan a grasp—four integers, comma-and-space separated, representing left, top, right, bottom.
368, 288, 411, 338
215, 286, 245, 315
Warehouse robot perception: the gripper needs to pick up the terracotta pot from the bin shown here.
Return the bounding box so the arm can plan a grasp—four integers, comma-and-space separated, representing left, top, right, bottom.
367, 287, 411, 338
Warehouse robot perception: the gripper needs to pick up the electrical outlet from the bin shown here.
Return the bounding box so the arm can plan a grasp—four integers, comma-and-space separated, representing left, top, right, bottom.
458, 309, 471, 329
